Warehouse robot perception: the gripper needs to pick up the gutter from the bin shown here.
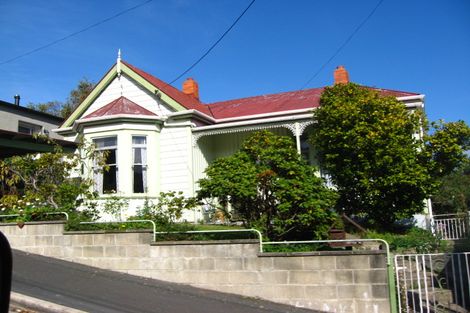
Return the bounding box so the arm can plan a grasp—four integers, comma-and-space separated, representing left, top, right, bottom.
193, 114, 313, 132
397, 95, 425, 109
396, 95, 425, 101
53, 114, 166, 135
167, 108, 316, 132
212, 107, 315, 123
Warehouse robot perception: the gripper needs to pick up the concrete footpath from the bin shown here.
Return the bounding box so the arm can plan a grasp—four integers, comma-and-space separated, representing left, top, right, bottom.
10, 292, 86, 313
11, 250, 319, 313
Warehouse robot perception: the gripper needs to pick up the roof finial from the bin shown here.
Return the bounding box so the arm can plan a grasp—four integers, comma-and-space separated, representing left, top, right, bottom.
117, 48, 122, 77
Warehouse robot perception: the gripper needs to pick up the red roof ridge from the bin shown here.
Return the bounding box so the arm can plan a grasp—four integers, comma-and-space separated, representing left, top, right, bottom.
83, 96, 157, 118
121, 61, 213, 116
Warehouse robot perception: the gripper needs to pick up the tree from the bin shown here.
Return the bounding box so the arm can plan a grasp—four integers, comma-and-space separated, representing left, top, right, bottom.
426, 120, 470, 177
26, 78, 95, 118
26, 101, 62, 116
61, 78, 95, 118
432, 161, 470, 215
310, 83, 435, 230
426, 120, 470, 215
197, 130, 337, 241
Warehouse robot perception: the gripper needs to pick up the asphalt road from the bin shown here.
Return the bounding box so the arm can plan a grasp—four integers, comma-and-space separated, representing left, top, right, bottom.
12, 250, 319, 313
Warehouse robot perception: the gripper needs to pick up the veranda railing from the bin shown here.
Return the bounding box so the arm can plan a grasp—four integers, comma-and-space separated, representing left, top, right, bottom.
432, 212, 470, 240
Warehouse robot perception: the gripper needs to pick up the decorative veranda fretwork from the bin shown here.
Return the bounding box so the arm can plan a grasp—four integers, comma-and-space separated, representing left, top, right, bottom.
191, 120, 314, 147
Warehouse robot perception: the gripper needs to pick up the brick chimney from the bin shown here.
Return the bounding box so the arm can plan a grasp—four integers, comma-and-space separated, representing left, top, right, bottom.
334, 65, 349, 84
182, 78, 199, 100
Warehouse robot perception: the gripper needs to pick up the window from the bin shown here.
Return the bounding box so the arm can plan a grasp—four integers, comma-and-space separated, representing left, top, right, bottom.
132, 136, 147, 193
300, 134, 312, 164
18, 121, 42, 135
93, 137, 118, 194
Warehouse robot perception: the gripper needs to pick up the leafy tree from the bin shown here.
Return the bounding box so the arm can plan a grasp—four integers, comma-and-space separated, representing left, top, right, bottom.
426, 120, 470, 177
432, 161, 470, 214
61, 78, 95, 118
426, 120, 470, 215
197, 130, 337, 241
26, 78, 95, 118
26, 101, 62, 116
310, 83, 435, 230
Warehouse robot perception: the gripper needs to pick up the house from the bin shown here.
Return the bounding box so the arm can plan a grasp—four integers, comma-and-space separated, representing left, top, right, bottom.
0, 98, 75, 159
55, 55, 426, 221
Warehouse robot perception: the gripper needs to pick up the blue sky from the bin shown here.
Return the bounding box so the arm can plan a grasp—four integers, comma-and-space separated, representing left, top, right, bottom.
0, 0, 469, 124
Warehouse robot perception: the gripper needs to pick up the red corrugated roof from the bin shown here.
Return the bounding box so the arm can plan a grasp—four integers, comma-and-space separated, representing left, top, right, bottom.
83, 96, 157, 118
120, 61, 421, 121
206, 86, 419, 120
207, 88, 324, 119
122, 61, 212, 116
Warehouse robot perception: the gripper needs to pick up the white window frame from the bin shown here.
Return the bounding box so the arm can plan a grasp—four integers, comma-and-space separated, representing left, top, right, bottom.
93, 136, 118, 194
18, 121, 42, 135
132, 136, 147, 193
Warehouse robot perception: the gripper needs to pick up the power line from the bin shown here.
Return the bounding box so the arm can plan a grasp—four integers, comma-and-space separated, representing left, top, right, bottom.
0, 0, 154, 66
161, 1, 255, 186
301, 0, 384, 89
169, 0, 256, 84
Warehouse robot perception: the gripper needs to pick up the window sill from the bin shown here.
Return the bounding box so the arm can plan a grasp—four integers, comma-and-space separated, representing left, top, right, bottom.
96, 194, 158, 200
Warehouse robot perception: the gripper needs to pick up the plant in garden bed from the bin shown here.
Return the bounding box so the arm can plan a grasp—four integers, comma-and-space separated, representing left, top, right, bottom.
365, 227, 449, 254
67, 220, 153, 232
263, 243, 325, 253
102, 192, 129, 221
135, 191, 199, 226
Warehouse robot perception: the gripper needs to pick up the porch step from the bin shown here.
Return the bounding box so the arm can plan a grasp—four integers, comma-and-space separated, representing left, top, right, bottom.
407, 288, 468, 313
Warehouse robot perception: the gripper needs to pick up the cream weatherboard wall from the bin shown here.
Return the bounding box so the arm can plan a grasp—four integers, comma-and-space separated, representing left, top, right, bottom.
159, 124, 194, 196
159, 123, 203, 222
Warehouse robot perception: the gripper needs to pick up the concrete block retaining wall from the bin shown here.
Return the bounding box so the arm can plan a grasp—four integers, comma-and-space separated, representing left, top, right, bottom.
1, 222, 390, 313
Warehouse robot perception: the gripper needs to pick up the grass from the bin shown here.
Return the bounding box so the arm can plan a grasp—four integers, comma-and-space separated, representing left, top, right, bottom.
194, 224, 244, 231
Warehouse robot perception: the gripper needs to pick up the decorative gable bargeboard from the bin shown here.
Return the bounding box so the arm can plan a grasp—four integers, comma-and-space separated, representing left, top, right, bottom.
55, 57, 425, 222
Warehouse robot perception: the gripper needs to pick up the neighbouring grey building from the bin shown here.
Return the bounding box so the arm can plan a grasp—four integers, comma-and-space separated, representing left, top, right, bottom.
0, 97, 75, 158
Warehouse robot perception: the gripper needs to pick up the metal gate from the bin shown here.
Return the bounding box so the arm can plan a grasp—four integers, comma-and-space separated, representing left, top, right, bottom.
394, 253, 470, 312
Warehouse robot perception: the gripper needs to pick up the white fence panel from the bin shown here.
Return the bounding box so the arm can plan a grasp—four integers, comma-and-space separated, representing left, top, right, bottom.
395, 253, 470, 313
433, 213, 470, 240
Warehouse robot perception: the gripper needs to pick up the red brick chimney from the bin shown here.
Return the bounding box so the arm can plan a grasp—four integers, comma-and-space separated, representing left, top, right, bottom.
334, 65, 349, 84
182, 78, 199, 100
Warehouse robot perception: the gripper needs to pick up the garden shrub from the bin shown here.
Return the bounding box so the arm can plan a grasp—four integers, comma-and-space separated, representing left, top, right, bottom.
366, 227, 449, 254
